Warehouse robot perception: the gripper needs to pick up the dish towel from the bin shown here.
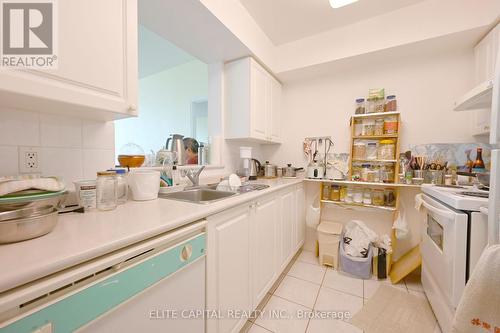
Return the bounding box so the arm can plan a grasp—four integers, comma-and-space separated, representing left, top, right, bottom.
0, 176, 65, 197
452, 245, 500, 333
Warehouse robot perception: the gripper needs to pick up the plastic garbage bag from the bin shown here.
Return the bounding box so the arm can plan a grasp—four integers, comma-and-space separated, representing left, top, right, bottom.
343, 220, 378, 258
306, 194, 321, 228
393, 197, 410, 239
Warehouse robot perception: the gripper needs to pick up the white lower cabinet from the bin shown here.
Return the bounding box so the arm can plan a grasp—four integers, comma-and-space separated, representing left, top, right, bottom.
207, 184, 306, 333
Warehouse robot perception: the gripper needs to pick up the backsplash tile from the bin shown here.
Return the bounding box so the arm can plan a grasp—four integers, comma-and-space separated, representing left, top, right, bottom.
82, 149, 115, 179
0, 146, 19, 176
0, 109, 39, 146
0, 108, 115, 186
40, 114, 82, 148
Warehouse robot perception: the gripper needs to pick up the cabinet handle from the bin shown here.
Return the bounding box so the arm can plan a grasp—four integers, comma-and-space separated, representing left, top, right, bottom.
180, 244, 193, 262
128, 104, 137, 112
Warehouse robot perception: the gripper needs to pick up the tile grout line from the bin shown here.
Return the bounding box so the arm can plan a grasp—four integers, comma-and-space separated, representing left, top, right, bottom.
302, 264, 328, 333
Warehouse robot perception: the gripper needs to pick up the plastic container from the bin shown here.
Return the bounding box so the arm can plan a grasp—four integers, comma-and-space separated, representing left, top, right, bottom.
353, 142, 366, 160
113, 169, 128, 204
339, 232, 373, 279
372, 189, 385, 206
128, 170, 160, 201
354, 119, 363, 136
317, 222, 343, 269
377, 139, 396, 160
345, 187, 354, 203
363, 189, 372, 205
322, 184, 331, 200
384, 117, 398, 134
385, 95, 397, 112
73, 180, 96, 209
355, 98, 366, 114
366, 142, 378, 160
353, 187, 363, 203
367, 97, 384, 114
384, 188, 396, 207
362, 119, 375, 136
374, 118, 384, 135
330, 185, 340, 201
96, 171, 117, 211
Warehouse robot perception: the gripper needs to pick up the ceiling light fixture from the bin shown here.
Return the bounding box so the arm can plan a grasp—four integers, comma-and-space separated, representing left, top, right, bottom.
329, 0, 358, 8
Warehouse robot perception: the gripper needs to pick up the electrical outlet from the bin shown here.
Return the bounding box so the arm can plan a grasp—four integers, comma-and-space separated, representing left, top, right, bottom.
19, 147, 41, 174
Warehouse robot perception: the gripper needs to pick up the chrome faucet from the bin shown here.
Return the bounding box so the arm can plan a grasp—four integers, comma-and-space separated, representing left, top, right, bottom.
182, 166, 205, 187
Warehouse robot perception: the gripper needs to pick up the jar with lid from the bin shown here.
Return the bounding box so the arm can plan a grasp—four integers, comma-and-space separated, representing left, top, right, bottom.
339, 186, 347, 202
377, 139, 396, 160
345, 187, 354, 203
354, 119, 363, 136
385, 95, 397, 112
110, 169, 128, 204
384, 116, 398, 134
351, 164, 362, 181
363, 189, 372, 205
372, 189, 385, 206
380, 164, 395, 183
367, 97, 384, 114
353, 142, 366, 160
330, 185, 340, 201
353, 187, 363, 203
355, 98, 366, 114
374, 118, 384, 136
322, 184, 331, 200
96, 171, 117, 211
366, 142, 378, 160
362, 119, 375, 136
384, 189, 396, 207
361, 164, 371, 182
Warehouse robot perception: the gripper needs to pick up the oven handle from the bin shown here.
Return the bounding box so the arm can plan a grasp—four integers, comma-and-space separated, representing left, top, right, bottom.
417, 194, 456, 219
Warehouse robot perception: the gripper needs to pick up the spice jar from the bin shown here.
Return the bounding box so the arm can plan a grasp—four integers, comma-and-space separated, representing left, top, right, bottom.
363, 189, 372, 205
385, 95, 397, 112
384, 116, 398, 134
355, 98, 366, 114
330, 185, 340, 201
372, 189, 385, 206
366, 142, 378, 160
374, 118, 384, 136
353, 142, 367, 160
96, 171, 117, 211
377, 139, 396, 160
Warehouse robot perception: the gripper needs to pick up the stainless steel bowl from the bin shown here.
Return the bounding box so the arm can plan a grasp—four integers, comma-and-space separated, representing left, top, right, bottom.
0, 205, 59, 244
0, 190, 67, 211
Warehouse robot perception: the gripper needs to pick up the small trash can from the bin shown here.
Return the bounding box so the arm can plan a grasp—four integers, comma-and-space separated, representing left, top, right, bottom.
317, 221, 343, 269
339, 231, 373, 279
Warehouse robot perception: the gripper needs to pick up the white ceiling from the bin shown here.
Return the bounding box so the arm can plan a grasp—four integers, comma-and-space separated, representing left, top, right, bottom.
139, 25, 195, 78
240, 0, 426, 45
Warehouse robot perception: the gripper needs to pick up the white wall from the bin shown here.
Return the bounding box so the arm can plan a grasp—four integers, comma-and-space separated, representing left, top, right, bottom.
115, 60, 208, 154
0, 109, 115, 185
264, 49, 477, 259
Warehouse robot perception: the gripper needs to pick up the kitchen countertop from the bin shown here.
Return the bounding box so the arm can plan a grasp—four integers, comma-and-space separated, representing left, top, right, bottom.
0, 178, 302, 294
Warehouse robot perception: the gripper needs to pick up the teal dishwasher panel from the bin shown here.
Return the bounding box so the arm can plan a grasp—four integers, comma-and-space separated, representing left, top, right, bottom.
0, 233, 205, 333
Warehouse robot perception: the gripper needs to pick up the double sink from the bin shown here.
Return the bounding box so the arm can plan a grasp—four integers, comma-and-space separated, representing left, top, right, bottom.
159, 184, 270, 204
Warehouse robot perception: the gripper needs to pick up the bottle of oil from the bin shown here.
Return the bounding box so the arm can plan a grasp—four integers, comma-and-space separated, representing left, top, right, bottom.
472, 147, 486, 173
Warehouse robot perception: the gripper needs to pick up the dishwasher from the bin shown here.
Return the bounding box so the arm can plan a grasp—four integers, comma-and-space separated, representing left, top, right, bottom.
0, 220, 207, 333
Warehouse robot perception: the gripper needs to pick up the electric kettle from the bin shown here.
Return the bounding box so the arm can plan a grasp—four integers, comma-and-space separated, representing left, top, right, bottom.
166, 134, 186, 165
249, 158, 261, 180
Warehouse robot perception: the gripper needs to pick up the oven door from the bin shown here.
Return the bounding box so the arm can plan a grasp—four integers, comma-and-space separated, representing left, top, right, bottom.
420, 194, 468, 308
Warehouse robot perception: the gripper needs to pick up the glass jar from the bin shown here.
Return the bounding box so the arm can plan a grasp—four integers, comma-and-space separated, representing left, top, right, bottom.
113, 169, 128, 204
380, 164, 395, 183
355, 98, 366, 114
384, 188, 396, 207
366, 142, 378, 160
385, 95, 397, 112
372, 189, 385, 206
353, 187, 363, 203
345, 187, 354, 203
374, 118, 384, 135
353, 142, 366, 160
377, 139, 396, 160
361, 164, 371, 182
330, 185, 340, 201
362, 119, 375, 136
384, 116, 398, 134
367, 97, 384, 114
351, 164, 362, 181
96, 171, 117, 211
366, 170, 377, 182
339, 186, 347, 202
322, 184, 331, 200
363, 189, 372, 204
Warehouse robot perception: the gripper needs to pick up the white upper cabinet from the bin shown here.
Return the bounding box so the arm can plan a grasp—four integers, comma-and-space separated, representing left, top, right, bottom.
0, 0, 138, 121
225, 57, 282, 144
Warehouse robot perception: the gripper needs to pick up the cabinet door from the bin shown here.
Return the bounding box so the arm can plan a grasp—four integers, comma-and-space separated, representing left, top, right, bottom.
250, 61, 269, 140
268, 76, 282, 143
295, 185, 306, 250
0, 0, 138, 120
279, 190, 295, 271
207, 206, 252, 333
252, 197, 278, 307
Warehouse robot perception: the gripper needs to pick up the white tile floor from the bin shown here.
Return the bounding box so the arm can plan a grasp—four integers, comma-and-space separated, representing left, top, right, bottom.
241, 250, 443, 333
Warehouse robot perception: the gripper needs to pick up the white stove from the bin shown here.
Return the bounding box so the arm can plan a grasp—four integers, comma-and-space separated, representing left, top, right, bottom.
421, 184, 489, 211
418, 184, 489, 333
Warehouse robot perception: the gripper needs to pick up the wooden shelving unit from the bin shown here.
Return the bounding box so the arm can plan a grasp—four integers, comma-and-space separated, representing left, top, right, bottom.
321, 199, 397, 212
304, 178, 421, 189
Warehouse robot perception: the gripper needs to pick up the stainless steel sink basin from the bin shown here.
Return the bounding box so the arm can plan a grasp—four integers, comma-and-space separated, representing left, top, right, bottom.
159, 188, 236, 204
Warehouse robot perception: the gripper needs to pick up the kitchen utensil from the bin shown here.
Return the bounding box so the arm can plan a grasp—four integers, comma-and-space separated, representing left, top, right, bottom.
127, 170, 160, 201
249, 158, 261, 180
118, 143, 146, 168
307, 160, 324, 179
0, 205, 58, 244
166, 134, 186, 165
283, 164, 304, 178
156, 149, 177, 166
263, 161, 277, 178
